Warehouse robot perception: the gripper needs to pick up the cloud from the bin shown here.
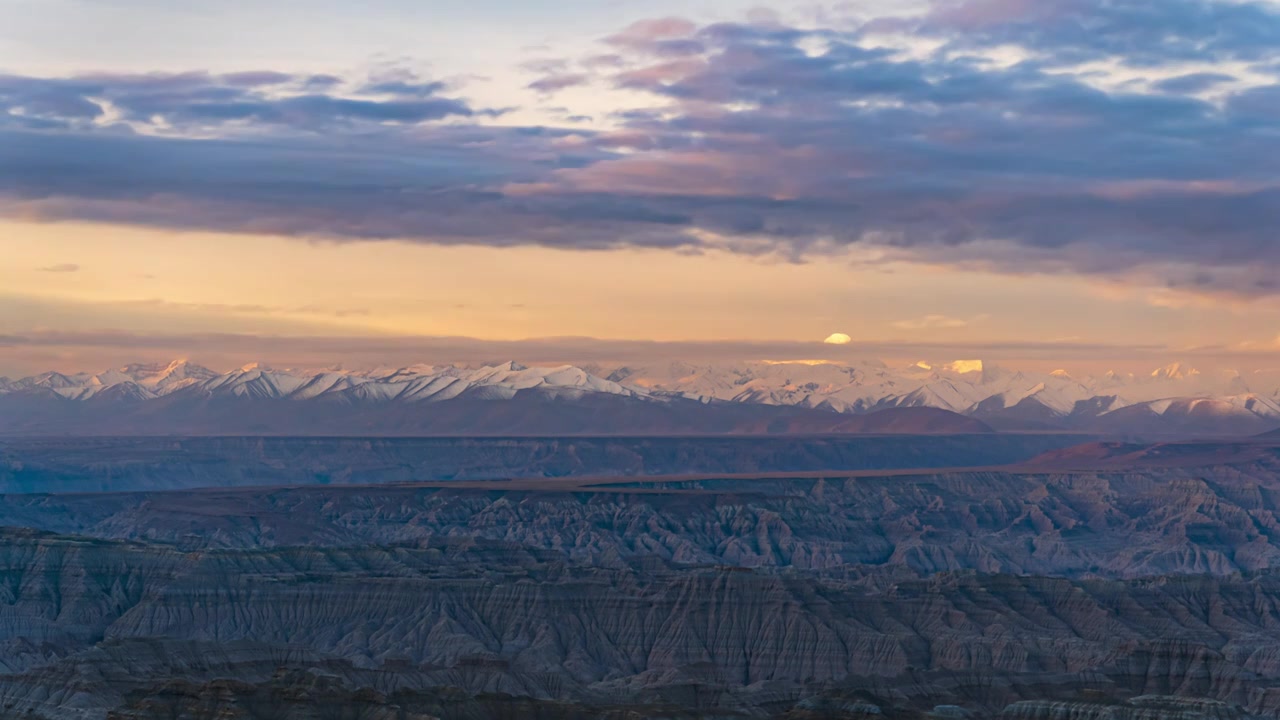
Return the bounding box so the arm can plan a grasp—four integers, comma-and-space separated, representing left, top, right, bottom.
945, 359, 985, 374
527, 73, 590, 94
904, 0, 1280, 64
36, 263, 79, 273
823, 332, 852, 345
0, 69, 478, 133
115, 298, 369, 318
1153, 72, 1238, 94
606, 17, 703, 56
0, 328, 1179, 363
218, 71, 294, 87
0, 125, 657, 248
4, 3, 1280, 299
7, 328, 1280, 380
302, 74, 343, 90
892, 315, 970, 330
359, 79, 448, 97
521, 56, 600, 95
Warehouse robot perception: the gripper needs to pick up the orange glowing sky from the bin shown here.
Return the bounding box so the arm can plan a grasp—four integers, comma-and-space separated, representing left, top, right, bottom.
2, 0, 1280, 375
2, 220, 1277, 376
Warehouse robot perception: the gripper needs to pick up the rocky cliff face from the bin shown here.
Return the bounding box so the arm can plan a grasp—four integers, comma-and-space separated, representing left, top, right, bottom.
4, 450, 1280, 718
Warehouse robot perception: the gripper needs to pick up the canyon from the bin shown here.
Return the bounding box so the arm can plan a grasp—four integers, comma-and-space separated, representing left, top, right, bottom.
1, 436, 1280, 718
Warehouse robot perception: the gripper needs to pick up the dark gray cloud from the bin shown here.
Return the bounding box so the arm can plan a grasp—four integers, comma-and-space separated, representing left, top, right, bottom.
302, 74, 343, 89
358, 79, 448, 97
897, 0, 1280, 65
0, 69, 477, 132
4, 2, 1280, 297
218, 71, 295, 87
0, 125, 687, 248
548, 3, 1280, 293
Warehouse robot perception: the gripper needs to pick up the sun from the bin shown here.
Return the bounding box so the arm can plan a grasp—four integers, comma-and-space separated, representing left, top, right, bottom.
823, 333, 852, 345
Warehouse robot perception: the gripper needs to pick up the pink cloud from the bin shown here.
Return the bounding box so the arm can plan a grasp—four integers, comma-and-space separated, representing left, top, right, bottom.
527, 73, 589, 94
1089, 179, 1274, 200
616, 59, 706, 89
512, 143, 847, 202
609, 17, 698, 43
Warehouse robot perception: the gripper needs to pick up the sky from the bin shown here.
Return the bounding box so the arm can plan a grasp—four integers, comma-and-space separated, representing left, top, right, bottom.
2, 0, 1280, 376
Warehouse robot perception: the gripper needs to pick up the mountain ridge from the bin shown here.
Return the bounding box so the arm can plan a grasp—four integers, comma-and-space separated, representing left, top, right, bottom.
1, 358, 1278, 436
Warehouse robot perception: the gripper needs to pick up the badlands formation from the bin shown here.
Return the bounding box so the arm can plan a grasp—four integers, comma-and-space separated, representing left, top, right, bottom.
0, 437, 1279, 718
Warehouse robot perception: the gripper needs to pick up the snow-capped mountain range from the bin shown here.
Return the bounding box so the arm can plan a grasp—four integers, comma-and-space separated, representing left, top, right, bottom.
1, 360, 637, 403
1, 358, 1279, 436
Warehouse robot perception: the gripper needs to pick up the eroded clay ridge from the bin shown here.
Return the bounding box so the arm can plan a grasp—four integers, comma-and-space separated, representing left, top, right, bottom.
5, 452, 1280, 578
0, 527, 1279, 718
2, 440, 1280, 712
2, 451, 1280, 717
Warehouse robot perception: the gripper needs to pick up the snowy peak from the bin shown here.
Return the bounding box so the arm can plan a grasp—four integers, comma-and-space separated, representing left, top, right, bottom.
3, 358, 1280, 436
120, 359, 219, 392
288, 372, 372, 401
0, 361, 641, 406
1150, 363, 1200, 381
